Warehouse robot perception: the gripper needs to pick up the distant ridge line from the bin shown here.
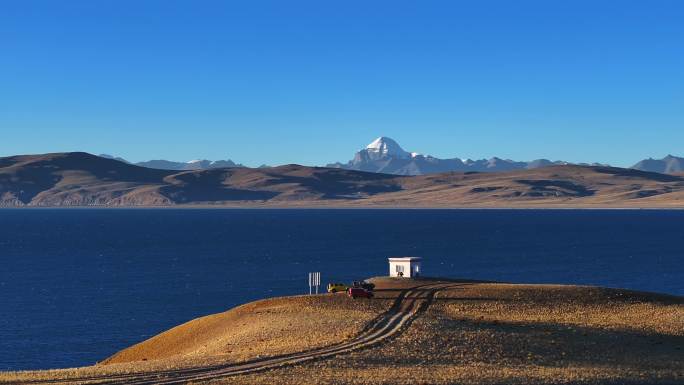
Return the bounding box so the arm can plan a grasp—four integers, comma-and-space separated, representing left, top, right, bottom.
1, 151, 683, 207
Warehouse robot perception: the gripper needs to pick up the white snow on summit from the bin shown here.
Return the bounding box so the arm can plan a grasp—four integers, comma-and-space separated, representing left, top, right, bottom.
365, 137, 411, 159
327, 136, 574, 175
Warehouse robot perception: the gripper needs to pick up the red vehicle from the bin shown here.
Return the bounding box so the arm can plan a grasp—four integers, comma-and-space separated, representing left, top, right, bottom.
348, 287, 373, 299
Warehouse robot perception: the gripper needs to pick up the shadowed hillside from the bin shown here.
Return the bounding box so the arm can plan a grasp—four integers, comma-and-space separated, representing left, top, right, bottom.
1, 152, 684, 207
0, 153, 174, 206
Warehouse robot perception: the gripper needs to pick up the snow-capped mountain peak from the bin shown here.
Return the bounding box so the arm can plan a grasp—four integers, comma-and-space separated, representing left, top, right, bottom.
327, 136, 575, 175
365, 137, 411, 160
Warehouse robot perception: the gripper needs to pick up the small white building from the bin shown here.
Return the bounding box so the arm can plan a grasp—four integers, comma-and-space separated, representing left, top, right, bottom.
388, 256, 422, 278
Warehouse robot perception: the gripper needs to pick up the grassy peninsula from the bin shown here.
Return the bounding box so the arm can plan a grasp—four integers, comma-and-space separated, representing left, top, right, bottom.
2, 278, 682, 385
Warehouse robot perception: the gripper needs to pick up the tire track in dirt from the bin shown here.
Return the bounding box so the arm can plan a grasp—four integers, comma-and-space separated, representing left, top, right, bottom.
17, 283, 462, 385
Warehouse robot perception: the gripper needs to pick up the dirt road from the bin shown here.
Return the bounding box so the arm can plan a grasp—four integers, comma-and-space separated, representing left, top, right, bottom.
20, 283, 454, 385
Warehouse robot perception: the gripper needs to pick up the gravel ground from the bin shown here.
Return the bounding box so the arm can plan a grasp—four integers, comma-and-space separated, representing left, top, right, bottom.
1, 278, 682, 385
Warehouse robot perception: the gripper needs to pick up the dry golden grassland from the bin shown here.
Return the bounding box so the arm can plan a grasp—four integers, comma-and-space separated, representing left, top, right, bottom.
1, 278, 682, 385
214, 281, 684, 385
104, 294, 391, 365
0, 293, 391, 383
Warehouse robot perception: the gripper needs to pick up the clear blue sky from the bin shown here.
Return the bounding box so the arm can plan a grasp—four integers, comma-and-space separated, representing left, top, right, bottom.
1, 1, 682, 167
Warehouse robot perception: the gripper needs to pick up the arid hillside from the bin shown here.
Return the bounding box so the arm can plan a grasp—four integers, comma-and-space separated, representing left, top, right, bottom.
2, 152, 684, 207
2, 278, 682, 385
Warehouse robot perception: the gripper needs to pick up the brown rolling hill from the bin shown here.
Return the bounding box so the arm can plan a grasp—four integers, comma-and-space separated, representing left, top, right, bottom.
1, 152, 684, 207
2, 278, 682, 384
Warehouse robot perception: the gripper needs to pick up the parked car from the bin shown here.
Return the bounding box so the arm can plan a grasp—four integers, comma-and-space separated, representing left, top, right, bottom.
348, 287, 374, 299
327, 283, 349, 293
352, 280, 375, 291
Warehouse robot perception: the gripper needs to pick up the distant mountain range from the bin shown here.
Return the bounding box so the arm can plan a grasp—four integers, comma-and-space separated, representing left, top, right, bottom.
630, 155, 684, 174
327, 137, 684, 176
2, 152, 684, 207
100, 138, 682, 176
327, 137, 585, 175
99, 154, 244, 170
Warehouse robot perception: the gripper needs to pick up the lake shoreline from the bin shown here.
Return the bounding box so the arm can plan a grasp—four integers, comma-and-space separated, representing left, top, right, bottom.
3, 278, 682, 384
2, 209, 682, 372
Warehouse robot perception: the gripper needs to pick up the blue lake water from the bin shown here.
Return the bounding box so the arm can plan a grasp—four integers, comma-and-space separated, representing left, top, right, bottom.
1, 209, 683, 371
